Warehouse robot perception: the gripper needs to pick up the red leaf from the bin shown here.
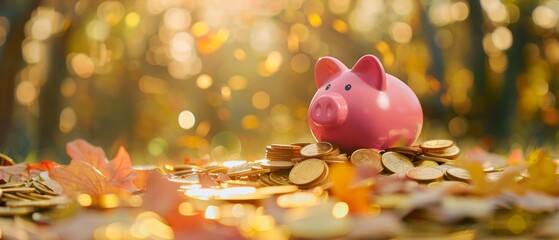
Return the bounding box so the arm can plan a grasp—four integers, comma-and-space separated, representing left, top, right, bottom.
66, 139, 109, 177
107, 146, 136, 191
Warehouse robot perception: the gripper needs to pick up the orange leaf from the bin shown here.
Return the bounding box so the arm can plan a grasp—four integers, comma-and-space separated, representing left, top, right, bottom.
107, 146, 136, 192
66, 139, 109, 177
329, 164, 371, 214
49, 160, 128, 197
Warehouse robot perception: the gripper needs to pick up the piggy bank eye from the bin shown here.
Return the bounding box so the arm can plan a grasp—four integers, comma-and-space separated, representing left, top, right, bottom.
325, 84, 331, 90
345, 84, 352, 91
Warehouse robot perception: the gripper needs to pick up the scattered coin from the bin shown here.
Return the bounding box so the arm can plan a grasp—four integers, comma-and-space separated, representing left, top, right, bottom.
406, 167, 444, 182
446, 168, 472, 182
414, 160, 439, 168
419, 139, 454, 151
385, 146, 423, 156
350, 149, 383, 172
269, 170, 292, 185
381, 152, 414, 173
423, 145, 461, 159
300, 142, 334, 158
260, 161, 295, 171
289, 159, 326, 185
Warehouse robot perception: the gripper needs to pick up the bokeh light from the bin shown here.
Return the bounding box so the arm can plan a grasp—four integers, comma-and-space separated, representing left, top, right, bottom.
0, 0, 558, 164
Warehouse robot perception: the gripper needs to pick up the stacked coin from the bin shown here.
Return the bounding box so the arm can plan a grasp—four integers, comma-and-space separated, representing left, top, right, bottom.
265, 144, 303, 161
0, 177, 69, 217
295, 142, 348, 164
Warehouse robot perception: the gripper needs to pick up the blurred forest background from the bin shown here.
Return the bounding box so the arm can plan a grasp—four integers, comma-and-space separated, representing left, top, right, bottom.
0, 0, 558, 164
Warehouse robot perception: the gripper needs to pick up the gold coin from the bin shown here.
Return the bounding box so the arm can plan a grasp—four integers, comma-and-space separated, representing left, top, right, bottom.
0, 154, 15, 166
381, 152, 414, 173
350, 149, 383, 172
446, 167, 471, 182
327, 144, 341, 156
172, 164, 202, 172
385, 146, 423, 155
0, 206, 34, 216
260, 160, 294, 170
226, 163, 253, 175
33, 181, 58, 196
269, 170, 291, 185
406, 167, 444, 182
259, 173, 275, 186
414, 154, 452, 163
300, 142, 333, 158
0, 182, 26, 189
419, 139, 454, 151
2, 187, 36, 193
289, 159, 325, 185
299, 161, 329, 189
427, 180, 469, 188
414, 160, 439, 167
321, 155, 348, 162
290, 142, 312, 147
271, 144, 302, 150
423, 145, 461, 159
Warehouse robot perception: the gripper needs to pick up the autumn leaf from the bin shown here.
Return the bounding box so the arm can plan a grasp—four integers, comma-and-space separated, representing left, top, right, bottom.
106, 146, 136, 191
525, 150, 559, 194
457, 159, 489, 195
49, 160, 128, 197
61, 139, 137, 194
329, 164, 371, 214
0, 163, 28, 183
66, 139, 108, 176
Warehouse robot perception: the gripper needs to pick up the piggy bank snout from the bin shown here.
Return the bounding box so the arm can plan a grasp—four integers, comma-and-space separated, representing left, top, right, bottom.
310, 94, 348, 127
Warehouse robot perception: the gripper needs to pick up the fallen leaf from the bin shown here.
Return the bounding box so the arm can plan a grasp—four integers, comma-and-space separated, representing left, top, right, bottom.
329, 164, 370, 214
0, 164, 28, 183
49, 160, 128, 197
106, 146, 136, 192
55, 139, 137, 196
66, 139, 108, 176
525, 150, 558, 194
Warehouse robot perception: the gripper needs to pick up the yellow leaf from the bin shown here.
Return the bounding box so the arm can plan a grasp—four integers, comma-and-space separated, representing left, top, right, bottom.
525, 150, 558, 194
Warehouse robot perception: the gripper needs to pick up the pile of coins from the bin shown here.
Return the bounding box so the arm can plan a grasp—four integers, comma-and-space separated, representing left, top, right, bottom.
346, 139, 463, 183
259, 142, 340, 189
0, 176, 69, 216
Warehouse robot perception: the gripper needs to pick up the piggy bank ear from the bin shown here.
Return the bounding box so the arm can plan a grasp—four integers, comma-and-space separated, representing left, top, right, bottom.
315, 56, 347, 88
351, 55, 387, 91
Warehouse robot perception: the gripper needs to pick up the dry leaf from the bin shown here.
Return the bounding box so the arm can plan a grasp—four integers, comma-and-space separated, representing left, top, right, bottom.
52, 139, 137, 196
49, 160, 128, 197
106, 146, 136, 192
525, 150, 558, 194
66, 139, 107, 176
329, 164, 370, 214
0, 164, 28, 182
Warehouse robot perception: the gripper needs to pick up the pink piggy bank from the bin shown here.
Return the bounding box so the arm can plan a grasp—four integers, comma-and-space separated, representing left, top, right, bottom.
308, 55, 423, 153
